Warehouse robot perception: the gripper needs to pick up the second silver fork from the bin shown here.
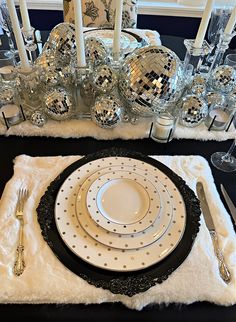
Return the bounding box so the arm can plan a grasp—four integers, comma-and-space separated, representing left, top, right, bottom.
13, 187, 29, 276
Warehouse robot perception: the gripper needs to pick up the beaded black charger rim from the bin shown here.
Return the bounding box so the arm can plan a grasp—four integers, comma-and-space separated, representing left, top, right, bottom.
36, 148, 201, 296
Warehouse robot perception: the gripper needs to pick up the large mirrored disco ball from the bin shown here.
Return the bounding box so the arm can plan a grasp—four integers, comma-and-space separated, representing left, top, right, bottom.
44, 87, 74, 121
210, 65, 236, 94
91, 64, 117, 94
180, 94, 208, 127
119, 45, 183, 116
85, 37, 108, 66
47, 23, 76, 64
91, 95, 123, 128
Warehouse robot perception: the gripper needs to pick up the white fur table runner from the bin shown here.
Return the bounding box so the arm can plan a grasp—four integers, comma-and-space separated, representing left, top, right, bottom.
0, 154, 236, 310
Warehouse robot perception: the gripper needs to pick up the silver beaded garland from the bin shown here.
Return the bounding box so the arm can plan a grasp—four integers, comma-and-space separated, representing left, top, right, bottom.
119, 45, 183, 116
91, 64, 117, 94
91, 96, 123, 128
210, 65, 236, 94
44, 87, 74, 121
180, 94, 208, 127
30, 111, 47, 127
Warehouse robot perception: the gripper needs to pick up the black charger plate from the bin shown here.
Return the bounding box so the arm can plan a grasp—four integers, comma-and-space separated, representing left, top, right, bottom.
36, 148, 201, 296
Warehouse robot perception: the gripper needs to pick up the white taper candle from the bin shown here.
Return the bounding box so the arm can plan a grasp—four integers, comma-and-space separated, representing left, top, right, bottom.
194, 0, 215, 48
224, 7, 236, 34
6, 0, 31, 72
19, 0, 31, 32
74, 0, 86, 67
113, 0, 123, 56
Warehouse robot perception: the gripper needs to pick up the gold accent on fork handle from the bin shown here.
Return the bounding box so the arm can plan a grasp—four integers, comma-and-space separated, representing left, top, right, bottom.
210, 230, 231, 284
13, 223, 25, 276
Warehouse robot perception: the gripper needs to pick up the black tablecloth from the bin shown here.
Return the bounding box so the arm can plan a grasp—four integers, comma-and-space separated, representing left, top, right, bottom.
0, 33, 235, 322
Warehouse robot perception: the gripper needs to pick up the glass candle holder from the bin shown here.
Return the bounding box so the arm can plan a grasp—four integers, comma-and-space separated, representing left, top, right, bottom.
183, 39, 212, 74
150, 112, 177, 143
16, 65, 43, 118
205, 105, 235, 131
21, 27, 37, 63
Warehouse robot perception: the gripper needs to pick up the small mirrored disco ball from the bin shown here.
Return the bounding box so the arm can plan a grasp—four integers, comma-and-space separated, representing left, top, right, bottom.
30, 111, 47, 127
85, 37, 108, 66
180, 94, 208, 127
91, 96, 123, 128
44, 87, 74, 121
91, 64, 117, 94
206, 91, 226, 108
119, 45, 183, 116
210, 65, 236, 94
48, 23, 76, 64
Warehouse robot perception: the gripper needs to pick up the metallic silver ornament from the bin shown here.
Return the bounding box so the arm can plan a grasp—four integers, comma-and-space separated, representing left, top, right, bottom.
191, 84, 206, 96
91, 96, 123, 128
42, 67, 60, 87
30, 111, 47, 127
85, 37, 108, 66
119, 45, 183, 116
44, 87, 74, 121
0, 86, 14, 106
180, 94, 208, 127
206, 91, 226, 108
191, 74, 206, 87
91, 64, 117, 94
35, 48, 56, 70
210, 65, 236, 94
48, 23, 76, 64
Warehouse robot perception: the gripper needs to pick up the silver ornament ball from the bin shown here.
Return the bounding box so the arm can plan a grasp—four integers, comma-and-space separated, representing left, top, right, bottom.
91, 64, 117, 94
180, 94, 208, 127
191, 84, 206, 96
119, 45, 183, 117
206, 91, 226, 108
91, 96, 123, 128
210, 65, 236, 94
30, 111, 47, 127
44, 87, 74, 121
85, 37, 108, 66
191, 74, 206, 87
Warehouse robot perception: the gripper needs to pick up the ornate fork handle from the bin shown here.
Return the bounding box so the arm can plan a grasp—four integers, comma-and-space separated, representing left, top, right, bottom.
210, 230, 231, 284
13, 217, 25, 276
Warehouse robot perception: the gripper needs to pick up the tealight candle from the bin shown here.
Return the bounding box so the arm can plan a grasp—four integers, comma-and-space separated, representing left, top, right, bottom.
151, 113, 176, 143
0, 65, 15, 81
1, 104, 21, 126
206, 107, 231, 131
194, 0, 215, 48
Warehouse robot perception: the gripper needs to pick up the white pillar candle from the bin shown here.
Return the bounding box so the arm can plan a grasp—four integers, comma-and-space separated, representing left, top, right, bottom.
6, 0, 31, 72
224, 7, 236, 34
19, 0, 31, 32
74, 0, 86, 67
113, 0, 123, 56
194, 0, 215, 48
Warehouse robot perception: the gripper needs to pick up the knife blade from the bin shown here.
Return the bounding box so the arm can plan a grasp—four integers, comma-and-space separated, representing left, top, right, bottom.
220, 184, 236, 225
196, 182, 231, 284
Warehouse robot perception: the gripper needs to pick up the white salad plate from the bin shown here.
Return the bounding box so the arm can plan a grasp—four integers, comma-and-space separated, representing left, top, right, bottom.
55, 156, 186, 272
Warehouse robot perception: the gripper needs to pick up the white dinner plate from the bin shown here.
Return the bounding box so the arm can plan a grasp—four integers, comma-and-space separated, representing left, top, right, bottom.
55, 156, 186, 272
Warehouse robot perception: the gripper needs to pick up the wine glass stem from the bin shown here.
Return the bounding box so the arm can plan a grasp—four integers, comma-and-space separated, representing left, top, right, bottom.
6, 31, 15, 52
222, 139, 236, 162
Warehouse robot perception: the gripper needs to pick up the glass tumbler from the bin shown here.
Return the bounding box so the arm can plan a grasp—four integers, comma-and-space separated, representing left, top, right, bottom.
150, 113, 177, 143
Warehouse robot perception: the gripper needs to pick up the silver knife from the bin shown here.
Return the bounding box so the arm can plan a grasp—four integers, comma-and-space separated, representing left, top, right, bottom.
196, 182, 231, 284
220, 184, 236, 225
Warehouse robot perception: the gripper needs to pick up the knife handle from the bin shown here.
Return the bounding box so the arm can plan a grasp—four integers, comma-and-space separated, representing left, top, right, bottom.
210, 230, 231, 284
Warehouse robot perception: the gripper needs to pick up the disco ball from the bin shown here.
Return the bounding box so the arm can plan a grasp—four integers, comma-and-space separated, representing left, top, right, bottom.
210, 65, 236, 94
206, 91, 226, 108
180, 94, 208, 127
191, 84, 206, 97
44, 87, 74, 121
30, 111, 47, 127
35, 48, 56, 70
85, 37, 108, 66
91, 64, 117, 94
119, 45, 183, 117
48, 23, 76, 64
191, 74, 206, 87
91, 95, 123, 128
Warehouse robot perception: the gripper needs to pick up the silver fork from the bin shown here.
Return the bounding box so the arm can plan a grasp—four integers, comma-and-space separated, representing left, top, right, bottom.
13, 187, 29, 276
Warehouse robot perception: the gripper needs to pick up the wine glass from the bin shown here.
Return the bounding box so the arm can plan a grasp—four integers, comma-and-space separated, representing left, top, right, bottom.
211, 138, 236, 172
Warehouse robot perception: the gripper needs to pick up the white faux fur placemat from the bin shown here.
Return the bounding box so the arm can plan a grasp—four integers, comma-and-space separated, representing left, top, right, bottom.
0, 154, 235, 310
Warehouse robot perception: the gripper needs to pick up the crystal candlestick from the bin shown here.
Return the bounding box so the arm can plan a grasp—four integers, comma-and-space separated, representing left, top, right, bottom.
74, 66, 93, 119
21, 27, 37, 63
208, 32, 236, 75
183, 39, 212, 74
